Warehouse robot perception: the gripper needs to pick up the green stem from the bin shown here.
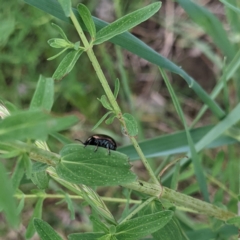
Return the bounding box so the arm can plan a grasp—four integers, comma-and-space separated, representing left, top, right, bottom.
6, 140, 235, 221
161, 187, 236, 221
4, 141, 60, 166
70, 10, 159, 185
14, 193, 140, 204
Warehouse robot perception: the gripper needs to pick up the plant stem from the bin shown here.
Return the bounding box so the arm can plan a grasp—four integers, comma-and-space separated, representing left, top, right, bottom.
6, 140, 235, 221
70, 10, 159, 185
5, 141, 60, 166
14, 193, 140, 204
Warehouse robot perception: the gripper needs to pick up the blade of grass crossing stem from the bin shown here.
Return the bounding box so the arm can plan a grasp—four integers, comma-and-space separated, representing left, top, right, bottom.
160, 68, 209, 202
191, 49, 240, 127
0, 162, 19, 228
24, 0, 225, 119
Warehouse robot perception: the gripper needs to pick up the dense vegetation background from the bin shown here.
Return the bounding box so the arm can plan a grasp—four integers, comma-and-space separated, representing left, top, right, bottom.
0, 0, 239, 239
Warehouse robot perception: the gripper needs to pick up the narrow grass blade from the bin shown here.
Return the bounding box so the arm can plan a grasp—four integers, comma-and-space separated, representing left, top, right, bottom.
118, 125, 236, 161
160, 68, 209, 202
176, 0, 234, 59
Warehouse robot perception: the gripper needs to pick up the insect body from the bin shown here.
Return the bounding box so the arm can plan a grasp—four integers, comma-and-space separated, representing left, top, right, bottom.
76, 134, 117, 154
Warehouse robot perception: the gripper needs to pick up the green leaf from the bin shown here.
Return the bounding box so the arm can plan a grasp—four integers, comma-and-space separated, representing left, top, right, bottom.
176, 0, 234, 60
0, 110, 78, 142
25, 197, 44, 239
92, 111, 112, 131
57, 0, 71, 17
152, 216, 189, 240
90, 215, 109, 233
78, 4, 96, 38
139, 199, 188, 240
32, 162, 49, 173
47, 47, 69, 61
118, 124, 236, 161
113, 78, 120, 99
226, 216, 240, 228
23, 153, 32, 179
115, 210, 173, 239
79, 185, 116, 224
98, 95, 113, 110
31, 171, 50, 189
17, 195, 25, 215
34, 218, 63, 240
0, 162, 19, 228
48, 38, 71, 48
122, 113, 138, 136
51, 23, 70, 42
160, 68, 209, 202
56, 144, 136, 186
64, 193, 75, 220
105, 114, 116, 125
23, 0, 225, 119
50, 132, 73, 145
30, 76, 54, 111
52, 49, 84, 81
11, 156, 25, 191
94, 2, 161, 45
68, 233, 106, 240
170, 161, 180, 191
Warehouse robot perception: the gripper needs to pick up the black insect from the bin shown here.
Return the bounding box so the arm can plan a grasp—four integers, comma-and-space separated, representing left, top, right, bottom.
75, 134, 117, 154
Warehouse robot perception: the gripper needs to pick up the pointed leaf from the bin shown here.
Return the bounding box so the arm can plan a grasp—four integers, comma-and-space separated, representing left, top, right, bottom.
51, 23, 70, 42
0, 110, 78, 142
113, 78, 120, 98
98, 95, 113, 110
0, 162, 19, 228
68, 233, 105, 240
105, 114, 116, 125
80, 185, 116, 224
31, 171, 50, 189
92, 111, 112, 131
25, 198, 44, 239
123, 113, 138, 136
116, 210, 173, 239
78, 4, 96, 38
30, 76, 54, 111
34, 218, 63, 240
94, 2, 161, 45
56, 144, 136, 186
47, 47, 69, 61
11, 156, 25, 191
48, 38, 71, 48
52, 49, 84, 81
90, 215, 109, 233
